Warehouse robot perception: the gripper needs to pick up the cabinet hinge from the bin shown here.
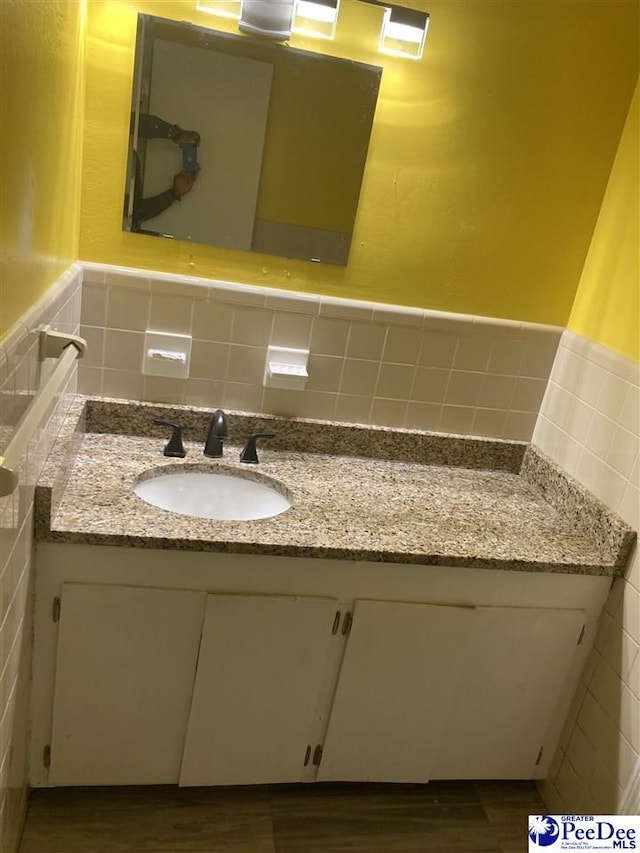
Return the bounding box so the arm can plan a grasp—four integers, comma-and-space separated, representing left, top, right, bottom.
535, 747, 543, 766
52, 597, 61, 623
43, 745, 51, 768
312, 744, 323, 766
331, 611, 341, 635
577, 625, 586, 645
341, 612, 353, 636
303, 745, 311, 767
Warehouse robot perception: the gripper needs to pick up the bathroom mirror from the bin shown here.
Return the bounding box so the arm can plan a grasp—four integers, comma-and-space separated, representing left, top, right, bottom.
123, 14, 382, 265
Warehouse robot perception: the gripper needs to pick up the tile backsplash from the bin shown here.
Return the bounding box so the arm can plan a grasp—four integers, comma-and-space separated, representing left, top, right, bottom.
79, 264, 562, 441
535, 330, 639, 813
0, 264, 83, 852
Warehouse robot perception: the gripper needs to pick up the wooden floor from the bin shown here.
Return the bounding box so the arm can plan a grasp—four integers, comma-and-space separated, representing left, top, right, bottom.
20, 781, 545, 853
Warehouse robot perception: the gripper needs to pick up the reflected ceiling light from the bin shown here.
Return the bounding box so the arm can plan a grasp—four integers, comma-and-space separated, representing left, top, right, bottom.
196, 0, 242, 19
293, 0, 340, 40
358, 1, 429, 60
380, 5, 429, 59
238, 0, 295, 40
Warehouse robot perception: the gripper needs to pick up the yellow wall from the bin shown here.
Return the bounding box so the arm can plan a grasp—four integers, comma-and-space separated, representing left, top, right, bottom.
79, 0, 639, 325
2, 2, 634, 335
0, 0, 86, 338
568, 81, 639, 363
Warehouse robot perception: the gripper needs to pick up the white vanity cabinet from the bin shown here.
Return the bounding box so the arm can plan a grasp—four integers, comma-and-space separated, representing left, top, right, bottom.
317, 600, 585, 783
431, 605, 587, 779
48, 583, 205, 786
318, 599, 475, 783
31, 543, 611, 789
179, 594, 340, 786
47, 586, 342, 787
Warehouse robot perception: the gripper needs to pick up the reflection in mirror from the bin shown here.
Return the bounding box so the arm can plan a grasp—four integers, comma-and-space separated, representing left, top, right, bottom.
123, 15, 382, 266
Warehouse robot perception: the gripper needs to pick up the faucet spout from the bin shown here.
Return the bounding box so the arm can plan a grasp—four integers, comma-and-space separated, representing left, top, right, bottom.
203, 409, 228, 458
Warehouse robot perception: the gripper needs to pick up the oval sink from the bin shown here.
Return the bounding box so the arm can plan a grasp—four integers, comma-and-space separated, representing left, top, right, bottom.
134, 467, 291, 521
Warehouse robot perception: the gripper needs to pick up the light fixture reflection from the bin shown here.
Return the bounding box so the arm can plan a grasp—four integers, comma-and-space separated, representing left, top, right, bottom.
380, 5, 429, 59
238, 0, 294, 40
195, 0, 429, 59
293, 0, 340, 40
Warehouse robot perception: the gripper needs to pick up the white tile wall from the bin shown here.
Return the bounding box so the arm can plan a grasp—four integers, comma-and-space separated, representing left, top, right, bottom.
534, 329, 640, 814
79, 264, 563, 440
0, 264, 82, 851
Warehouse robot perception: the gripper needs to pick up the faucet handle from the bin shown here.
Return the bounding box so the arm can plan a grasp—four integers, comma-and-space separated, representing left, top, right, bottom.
239, 432, 276, 464
153, 419, 186, 458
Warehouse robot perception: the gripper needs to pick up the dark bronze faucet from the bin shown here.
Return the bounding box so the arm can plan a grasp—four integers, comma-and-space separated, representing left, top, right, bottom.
203, 409, 228, 458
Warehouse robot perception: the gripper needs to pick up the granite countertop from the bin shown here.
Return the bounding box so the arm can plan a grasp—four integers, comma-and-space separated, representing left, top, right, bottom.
35, 397, 636, 577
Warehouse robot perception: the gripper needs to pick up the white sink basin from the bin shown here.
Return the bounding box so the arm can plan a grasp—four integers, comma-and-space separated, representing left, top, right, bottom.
134, 468, 291, 521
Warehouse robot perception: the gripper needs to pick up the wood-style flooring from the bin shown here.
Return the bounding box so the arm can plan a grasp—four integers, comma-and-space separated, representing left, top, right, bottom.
20, 781, 545, 853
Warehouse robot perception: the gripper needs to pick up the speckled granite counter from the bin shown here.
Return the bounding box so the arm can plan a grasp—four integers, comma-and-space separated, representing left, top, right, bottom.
35, 397, 636, 576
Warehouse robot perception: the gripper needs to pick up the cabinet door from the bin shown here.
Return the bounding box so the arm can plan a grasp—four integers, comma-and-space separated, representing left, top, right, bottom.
317, 599, 475, 783
431, 605, 585, 779
49, 583, 205, 785
179, 594, 338, 786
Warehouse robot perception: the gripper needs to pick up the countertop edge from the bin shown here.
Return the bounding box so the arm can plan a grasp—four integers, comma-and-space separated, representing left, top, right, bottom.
38, 516, 619, 577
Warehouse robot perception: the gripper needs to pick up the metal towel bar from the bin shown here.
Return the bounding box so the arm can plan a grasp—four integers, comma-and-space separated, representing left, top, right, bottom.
0, 329, 86, 498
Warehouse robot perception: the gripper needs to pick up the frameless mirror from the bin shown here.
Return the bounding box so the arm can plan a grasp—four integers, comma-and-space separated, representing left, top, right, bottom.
123, 14, 382, 266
